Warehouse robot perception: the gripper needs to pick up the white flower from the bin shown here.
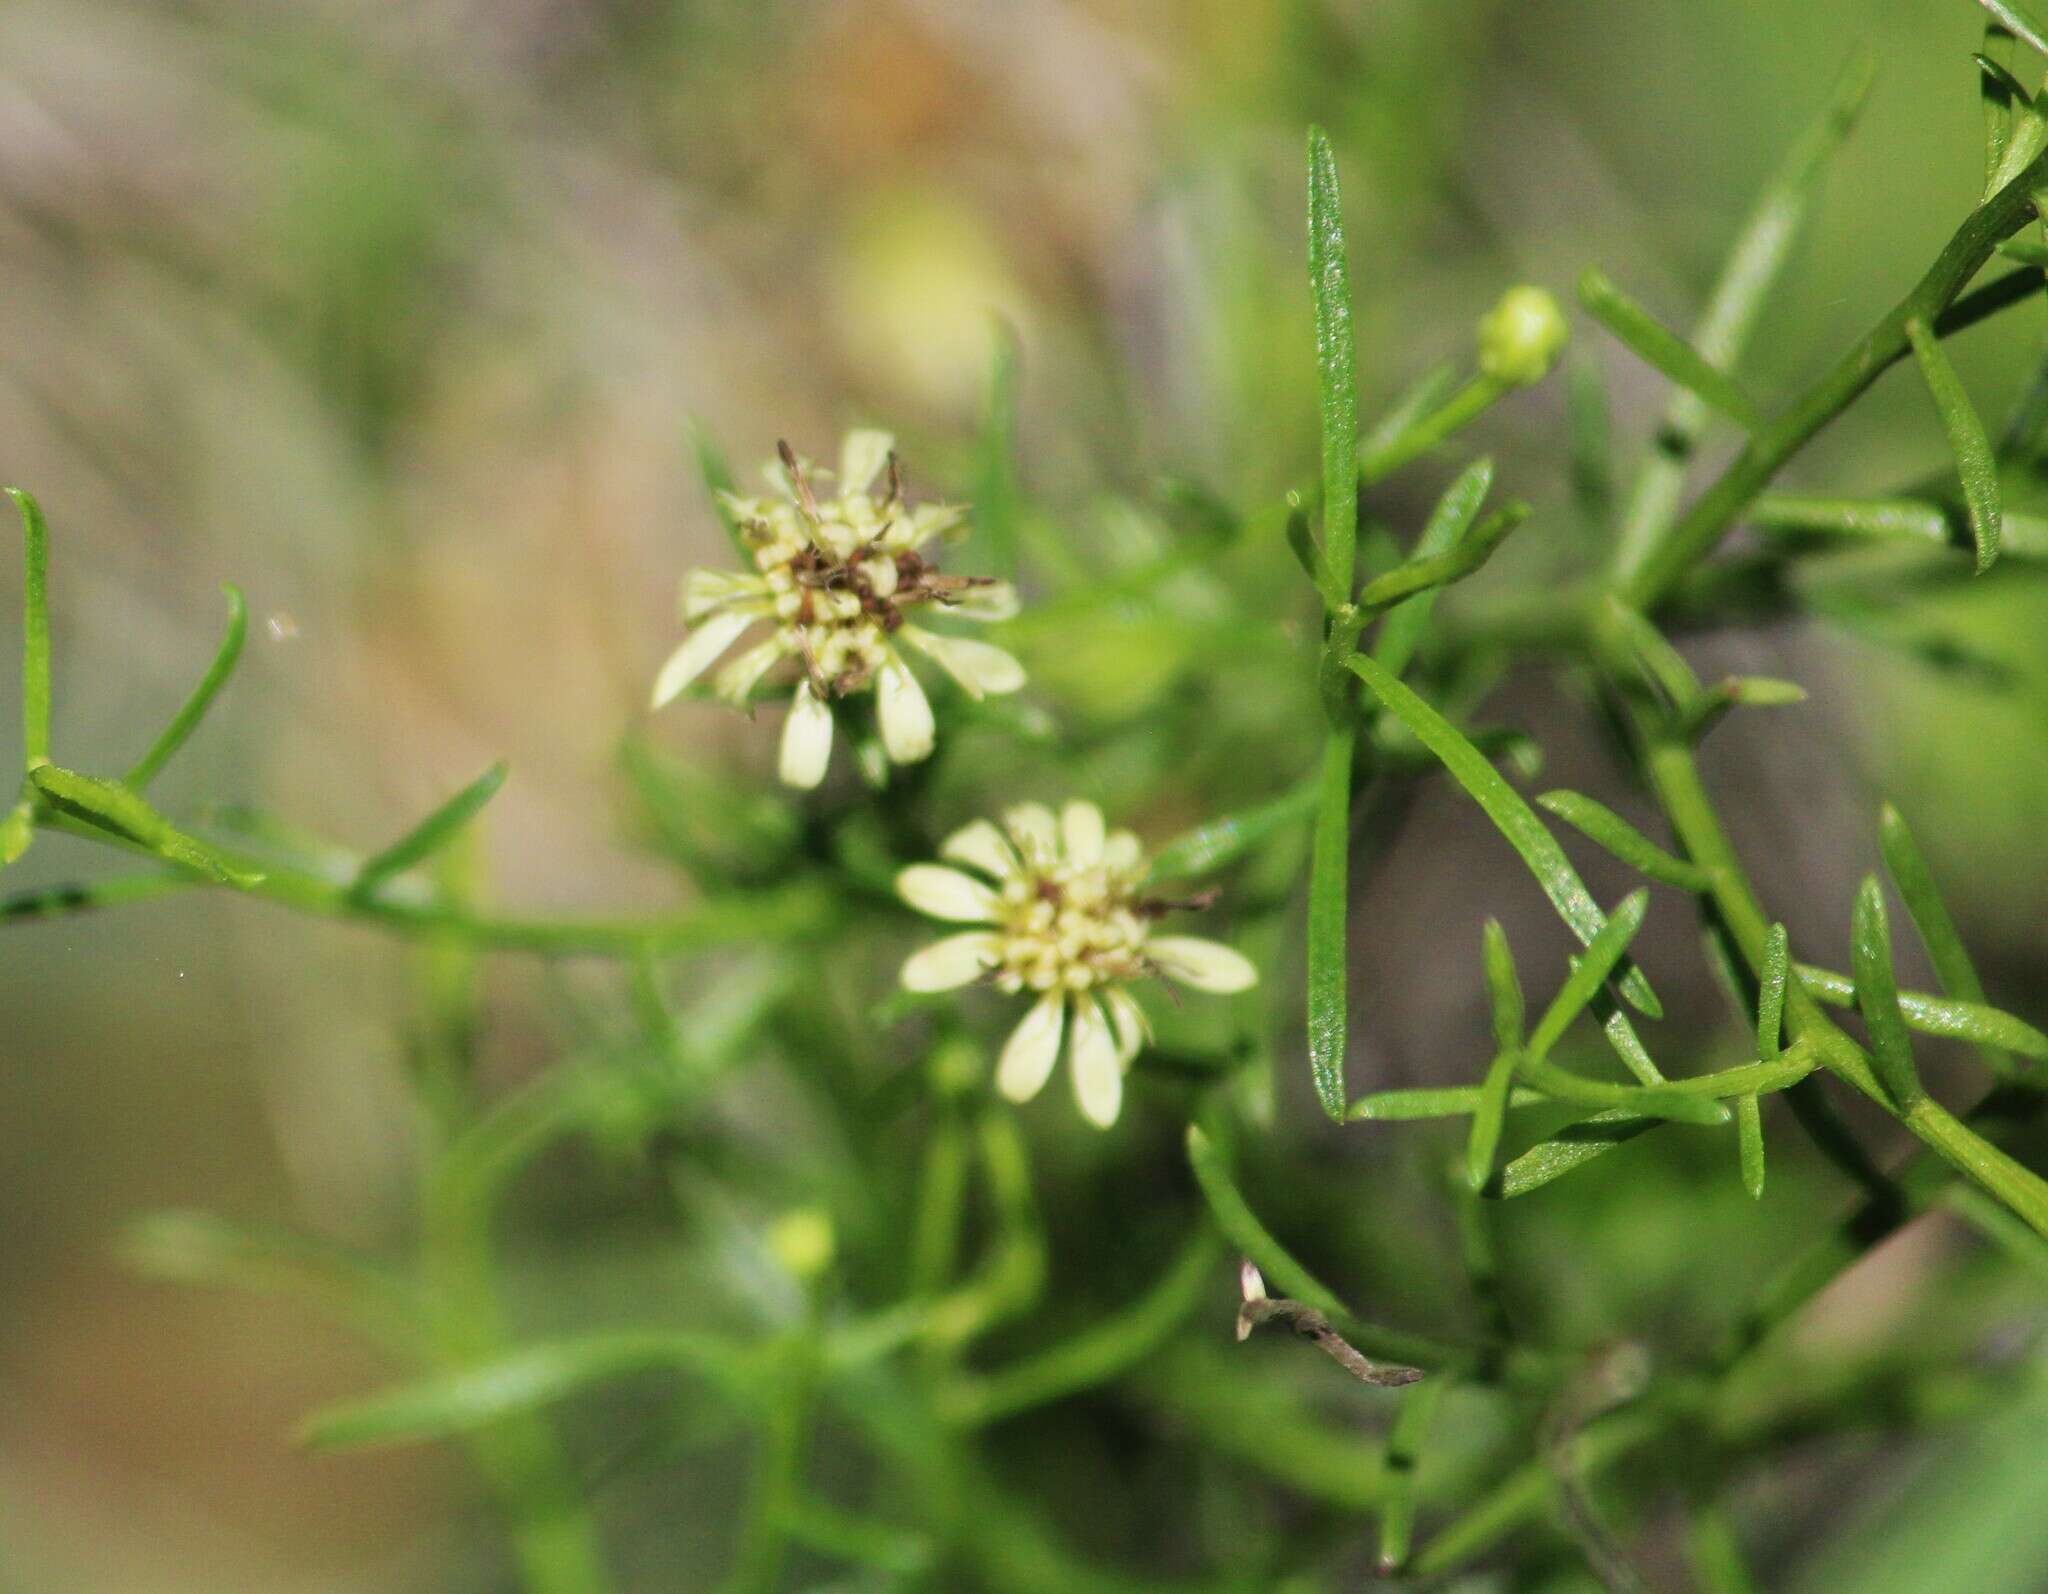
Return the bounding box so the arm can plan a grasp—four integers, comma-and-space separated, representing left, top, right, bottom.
651, 430, 1026, 788
894, 799, 1258, 1128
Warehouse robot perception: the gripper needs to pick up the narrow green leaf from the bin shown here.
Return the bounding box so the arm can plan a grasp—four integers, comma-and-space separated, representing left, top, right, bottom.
10, 488, 51, 771
1982, 30, 2022, 191
1982, 0, 2048, 63
1997, 234, 2048, 268
1679, 675, 1809, 742
1577, 269, 1765, 431
1480, 919, 1525, 1052
1878, 803, 2013, 1079
302, 1331, 755, 1450
1355, 501, 1530, 614
687, 419, 749, 560
1348, 1084, 1545, 1122
1148, 781, 1317, 882
1376, 1376, 1449, 1574
1308, 126, 1360, 599
1758, 923, 1790, 1061
1609, 47, 1872, 581
1306, 728, 1355, 1120
1797, 964, 2048, 1060
1598, 596, 1702, 716
1750, 494, 1950, 543
1736, 1094, 1767, 1200
29, 765, 261, 886
1466, 1048, 1522, 1192
1348, 652, 1661, 1017
1491, 1115, 1659, 1197
124, 585, 247, 791
0, 799, 32, 866
1536, 790, 1709, 891
1517, 1056, 1727, 1125
1282, 497, 1332, 596
1527, 890, 1650, 1059
779, 1496, 933, 1577
1851, 875, 1925, 1109
1904, 316, 2001, 572
1371, 458, 1494, 678
352, 762, 509, 897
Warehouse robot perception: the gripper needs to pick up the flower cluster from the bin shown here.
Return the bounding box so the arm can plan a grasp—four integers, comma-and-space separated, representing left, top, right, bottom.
650, 430, 1024, 788
894, 801, 1256, 1128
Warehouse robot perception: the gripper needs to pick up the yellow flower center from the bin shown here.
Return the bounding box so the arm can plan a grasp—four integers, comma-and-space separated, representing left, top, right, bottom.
992, 856, 1151, 995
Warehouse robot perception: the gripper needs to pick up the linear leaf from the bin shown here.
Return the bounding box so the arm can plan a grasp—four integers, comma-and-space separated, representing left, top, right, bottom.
1149, 781, 1317, 881
1527, 890, 1650, 1059
1372, 458, 1493, 677
1466, 1047, 1522, 1193
1308, 125, 1359, 601
1750, 494, 1950, 543
1983, 27, 2022, 190
1736, 1096, 1767, 1200
1578, 269, 1764, 430
1358, 361, 1457, 476
1348, 652, 1660, 1016
1680, 675, 1809, 742
1758, 923, 1790, 1060
125, 584, 247, 791
1516, 1056, 1728, 1125
1852, 875, 1925, 1109
10, 488, 51, 771
1282, 498, 1329, 592
1355, 501, 1529, 614
1797, 964, 2048, 1060
302, 1332, 754, 1450
352, 762, 509, 897
1609, 48, 1872, 580
1982, 0, 2048, 61
1348, 1084, 1546, 1122
1306, 728, 1356, 1120
1879, 802, 2011, 1079
29, 765, 261, 886
1536, 790, 1709, 890
1905, 315, 2001, 571
1481, 919, 1525, 1052
1491, 1115, 1660, 1197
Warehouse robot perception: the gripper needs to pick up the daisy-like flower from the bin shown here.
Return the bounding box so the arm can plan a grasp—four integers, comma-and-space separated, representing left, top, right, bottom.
895, 800, 1258, 1128
651, 430, 1026, 789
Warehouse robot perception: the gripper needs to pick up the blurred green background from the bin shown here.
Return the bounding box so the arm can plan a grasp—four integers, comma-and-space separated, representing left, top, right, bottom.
3, 1, 2047, 1589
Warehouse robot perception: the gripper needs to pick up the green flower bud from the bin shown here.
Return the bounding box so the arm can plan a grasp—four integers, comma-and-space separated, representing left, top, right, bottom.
766, 1207, 836, 1281
1476, 286, 1569, 387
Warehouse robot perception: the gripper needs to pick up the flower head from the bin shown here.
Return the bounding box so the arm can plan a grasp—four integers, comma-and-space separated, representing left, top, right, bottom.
895, 800, 1257, 1128
651, 430, 1025, 788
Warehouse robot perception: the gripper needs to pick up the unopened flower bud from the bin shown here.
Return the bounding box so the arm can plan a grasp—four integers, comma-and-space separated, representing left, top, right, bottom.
767, 1207, 836, 1281
1477, 285, 1568, 388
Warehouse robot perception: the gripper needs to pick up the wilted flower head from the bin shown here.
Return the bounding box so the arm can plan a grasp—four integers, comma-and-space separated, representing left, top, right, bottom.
651, 430, 1025, 788
895, 800, 1257, 1128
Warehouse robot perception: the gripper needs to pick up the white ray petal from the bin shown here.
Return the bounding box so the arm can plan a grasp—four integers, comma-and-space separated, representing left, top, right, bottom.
996, 993, 1065, 1103
682, 568, 770, 621
1003, 803, 1059, 865
947, 581, 1020, 622
838, 429, 895, 496
1103, 829, 1144, 876
1069, 997, 1124, 1128
900, 628, 1026, 700
714, 637, 789, 703
1148, 935, 1258, 994
1102, 986, 1151, 1063
904, 503, 967, 546
876, 658, 936, 764
895, 864, 1000, 923
1060, 800, 1106, 868
651, 611, 753, 708
941, 818, 1019, 880
778, 683, 835, 788
900, 931, 1001, 992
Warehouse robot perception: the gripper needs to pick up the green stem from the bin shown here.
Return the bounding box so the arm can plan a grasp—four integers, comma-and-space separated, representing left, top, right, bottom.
1623, 145, 2048, 611
1360, 375, 1508, 484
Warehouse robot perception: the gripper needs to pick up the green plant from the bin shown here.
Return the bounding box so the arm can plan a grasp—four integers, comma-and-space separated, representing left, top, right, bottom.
9, 6, 2048, 1591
